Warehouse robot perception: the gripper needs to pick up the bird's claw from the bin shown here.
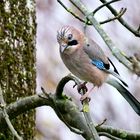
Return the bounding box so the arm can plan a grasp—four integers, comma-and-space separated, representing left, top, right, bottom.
73, 82, 77, 88
80, 96, 91, 104
77, 82, 88, 93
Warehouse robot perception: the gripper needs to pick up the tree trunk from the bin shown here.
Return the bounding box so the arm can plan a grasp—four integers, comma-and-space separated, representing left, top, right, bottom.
0, 0, 36, 139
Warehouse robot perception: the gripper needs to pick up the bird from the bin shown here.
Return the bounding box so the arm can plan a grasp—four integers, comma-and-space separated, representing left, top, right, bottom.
57, 25, 140, 116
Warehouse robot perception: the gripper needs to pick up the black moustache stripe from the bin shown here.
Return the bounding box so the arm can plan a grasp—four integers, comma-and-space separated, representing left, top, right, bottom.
68, 40, 78, 46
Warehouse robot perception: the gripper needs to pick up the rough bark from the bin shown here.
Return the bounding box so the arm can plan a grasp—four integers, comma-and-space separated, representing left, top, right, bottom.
0, 0, 36, 139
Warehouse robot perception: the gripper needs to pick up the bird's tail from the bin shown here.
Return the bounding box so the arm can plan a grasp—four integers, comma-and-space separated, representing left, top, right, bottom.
106, 77, 140, 116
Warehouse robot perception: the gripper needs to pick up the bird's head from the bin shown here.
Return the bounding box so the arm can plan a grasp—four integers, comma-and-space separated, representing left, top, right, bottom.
57, 26, 84, 54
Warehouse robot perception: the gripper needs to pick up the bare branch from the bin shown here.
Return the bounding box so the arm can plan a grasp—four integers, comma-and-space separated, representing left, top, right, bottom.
97, 124, 140, 140
67, 0, 140, 76
57, 0, 126, 26
0, 77, 95, 140
98, 132, 122, 140
92, 0, 121, 15
96, 118, 107, 128
56, 74, 100, 140
100, 7, 126, 24
0, 87, 22, 140
69, 0, 85, 15
99, 0, 140, 37
57, 0, 86, 24
73, 76, 100, 140
0, 76, 140, 139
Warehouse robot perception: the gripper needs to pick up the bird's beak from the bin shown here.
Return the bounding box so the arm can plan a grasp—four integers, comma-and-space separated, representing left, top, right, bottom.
60, 44, 68, 53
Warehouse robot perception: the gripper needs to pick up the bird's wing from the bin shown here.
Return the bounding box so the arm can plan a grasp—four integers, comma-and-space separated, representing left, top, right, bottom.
83, 38, 128, 87
83, 38, 110, 69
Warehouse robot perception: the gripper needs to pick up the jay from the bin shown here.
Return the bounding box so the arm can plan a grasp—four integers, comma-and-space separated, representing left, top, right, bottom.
57, 25, 140, 116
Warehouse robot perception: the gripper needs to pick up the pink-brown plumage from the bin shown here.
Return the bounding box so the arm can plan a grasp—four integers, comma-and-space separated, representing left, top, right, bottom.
57, 26, 108, 87
61, 46, 108, 87
56, 25, 140, 116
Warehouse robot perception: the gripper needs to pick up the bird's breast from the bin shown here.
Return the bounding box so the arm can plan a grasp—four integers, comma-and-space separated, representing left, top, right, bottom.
61, 50, 108, 87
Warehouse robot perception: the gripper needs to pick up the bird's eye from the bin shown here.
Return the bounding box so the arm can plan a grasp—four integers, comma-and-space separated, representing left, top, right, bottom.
67, 34, 73, 40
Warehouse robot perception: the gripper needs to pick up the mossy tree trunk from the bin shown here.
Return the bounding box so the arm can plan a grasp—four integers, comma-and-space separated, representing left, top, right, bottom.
0, 0, 36, 139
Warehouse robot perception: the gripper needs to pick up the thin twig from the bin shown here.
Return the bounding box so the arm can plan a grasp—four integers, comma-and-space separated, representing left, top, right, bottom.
99, 0, 140, 37
96, 118, 107, 128
0, 86, 23, 140
92, 0, 120, 15
57, 0, 125, 26
97, 123, 140, 139
41, 86, 84, 135
57, 0, 85, 23
68, 0, 139, 75
100, 7, 126, 24
59, 0, 140, 37
69, 0, 85, 15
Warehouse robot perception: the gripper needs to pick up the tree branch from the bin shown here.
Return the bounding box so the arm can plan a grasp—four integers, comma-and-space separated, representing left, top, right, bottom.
99, 0, 140, 37
67, 0, 140, 76
0, 86, 22, 140
69, 75, 100, 140
100, 7, 126, 24
57, 0, 126, 26
57, 0, 140, 76
92, 0, 120, 15
57, 0, 86, 24
98, 132, 122, 140
97, 124, 140, 140
55, 74, 100, 140
0, 76, 95, 140
0, 76, 140, 139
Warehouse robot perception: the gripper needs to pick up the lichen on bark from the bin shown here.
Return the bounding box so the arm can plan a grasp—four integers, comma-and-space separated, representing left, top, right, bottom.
0, 0, 36, 139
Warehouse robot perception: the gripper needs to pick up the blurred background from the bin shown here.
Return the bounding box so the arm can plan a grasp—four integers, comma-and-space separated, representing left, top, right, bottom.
35, 0, 140, 139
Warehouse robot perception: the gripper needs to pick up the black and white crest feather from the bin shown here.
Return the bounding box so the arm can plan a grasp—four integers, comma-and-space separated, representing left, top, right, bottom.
57, 26, 70, 43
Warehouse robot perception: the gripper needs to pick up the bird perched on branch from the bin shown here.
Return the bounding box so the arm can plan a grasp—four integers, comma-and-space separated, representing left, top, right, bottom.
57, 25, 140, 116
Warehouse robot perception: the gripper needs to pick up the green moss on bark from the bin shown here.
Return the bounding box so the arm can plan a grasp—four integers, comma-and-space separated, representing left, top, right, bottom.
0, 0, 36, 139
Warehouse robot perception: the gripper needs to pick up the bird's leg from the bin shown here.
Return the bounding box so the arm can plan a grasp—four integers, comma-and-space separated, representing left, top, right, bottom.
80, 86, 94, 101
77, 81, 91, 102
73, 81, 92, 102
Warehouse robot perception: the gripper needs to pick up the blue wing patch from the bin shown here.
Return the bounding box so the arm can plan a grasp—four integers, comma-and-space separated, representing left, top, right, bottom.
91, 59, 105, 70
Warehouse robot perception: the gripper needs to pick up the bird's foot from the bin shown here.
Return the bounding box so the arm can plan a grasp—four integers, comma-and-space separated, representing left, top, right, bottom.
80, 92, 91, 103
76, 81, 88, 93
